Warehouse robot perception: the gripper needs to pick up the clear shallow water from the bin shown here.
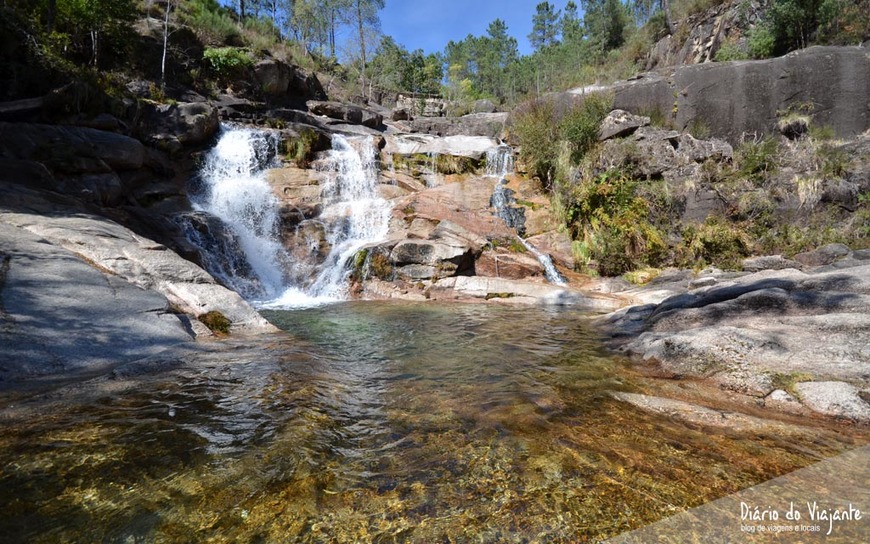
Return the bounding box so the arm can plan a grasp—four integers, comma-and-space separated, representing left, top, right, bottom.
0, 303, 864, 543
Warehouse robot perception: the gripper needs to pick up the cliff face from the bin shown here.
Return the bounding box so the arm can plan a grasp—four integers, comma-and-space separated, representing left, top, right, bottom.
604, 46, 870, 143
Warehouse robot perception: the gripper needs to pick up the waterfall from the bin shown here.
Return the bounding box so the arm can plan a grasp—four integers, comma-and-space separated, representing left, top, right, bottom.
518, 238, 567, 286
486, 145, 566, 286
185, 126, 390, 308
185, 127, 288, 300
264, 134, 391, 308
485, 145, 514, 179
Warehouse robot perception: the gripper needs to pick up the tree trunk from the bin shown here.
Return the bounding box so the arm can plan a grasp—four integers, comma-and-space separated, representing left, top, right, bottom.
662, 0, 676, 36
161, 0, 172, 89
357, 0, 367, 100
91, 30, 99, 67
329, 9, 336, 59
47, 0, 57, 33
239, 0, 247, 20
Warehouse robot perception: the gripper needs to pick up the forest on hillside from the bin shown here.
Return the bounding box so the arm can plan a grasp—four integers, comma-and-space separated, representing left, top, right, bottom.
3, 0, 868, 106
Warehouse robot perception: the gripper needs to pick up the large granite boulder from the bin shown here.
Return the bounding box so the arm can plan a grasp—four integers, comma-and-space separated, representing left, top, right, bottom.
409, 112, 508, 139
137, 101, 220, 153
0, 122, 145, 172
307, 100, 383, 129
0, 222, 194, 382
1, 182, 275, 336
254, 58, 292, 96
599, 262, 870, 421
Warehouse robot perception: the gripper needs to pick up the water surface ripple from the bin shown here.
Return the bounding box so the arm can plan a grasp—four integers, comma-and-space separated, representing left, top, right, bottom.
0, 303, 864, 543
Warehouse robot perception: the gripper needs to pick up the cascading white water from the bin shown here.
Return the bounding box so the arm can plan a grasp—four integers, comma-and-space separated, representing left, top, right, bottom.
518, 238, 567, 286
264, 134, 391, 308
186, 127, 391, 308
485, 145, 514, 178
188, 127, 288, 299
485, 145, 566, 285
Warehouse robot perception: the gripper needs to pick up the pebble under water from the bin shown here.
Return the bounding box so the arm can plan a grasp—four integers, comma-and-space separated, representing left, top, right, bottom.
0, 303, 865, 543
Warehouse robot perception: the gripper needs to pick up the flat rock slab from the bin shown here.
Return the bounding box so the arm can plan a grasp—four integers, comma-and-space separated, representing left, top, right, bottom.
601, 264, 870, 421
0, 223, 193, 383
610, 392, 804, 434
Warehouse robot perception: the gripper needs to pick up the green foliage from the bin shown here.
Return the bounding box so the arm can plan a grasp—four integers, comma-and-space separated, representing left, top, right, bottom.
816, 143, 851, 180
203, 47, 253, 81
198, 310, 231, 335
583, 0, 631, 55
808, 124, 836, 141
285, 128, 320, 168
714, 40, 749, 62
514, 93, 612, 184
529, 2, 562, 51
513, 99, 561, 183
817, 0, 870, 45
565, 170, 668, 275
559, 93, 613, 163
735, 137, 779, 183
369, 36, 443, 94
677, 216, 752, 269
747, 25, 776, 58
180, 0, 240, 46
750, 0, 868, 57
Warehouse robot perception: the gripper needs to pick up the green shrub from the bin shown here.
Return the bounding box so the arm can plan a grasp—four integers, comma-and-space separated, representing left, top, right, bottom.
678, 216, 752, 269
203, 47, 253, 81
808, 124, 836, 141
736, 136, 779, 183
559, 93, 612, 164
566, 170, 667, 275
817, 143, 850, 179
513, 99, 560, 184
513, 93, 612, 186
747, 25, 776, 58
182, 0, 240, 46
285, 128, 320, 168
714, 41, 749, 62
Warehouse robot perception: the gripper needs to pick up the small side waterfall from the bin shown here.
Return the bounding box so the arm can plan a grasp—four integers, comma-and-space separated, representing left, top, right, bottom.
184, 126, 391, 308
486, 145, 566, 286
518, 238, 567, 286
485, 145, 514, 178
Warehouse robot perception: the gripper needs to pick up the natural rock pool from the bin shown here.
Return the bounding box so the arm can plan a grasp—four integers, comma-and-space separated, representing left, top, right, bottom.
1, 303, 865, 542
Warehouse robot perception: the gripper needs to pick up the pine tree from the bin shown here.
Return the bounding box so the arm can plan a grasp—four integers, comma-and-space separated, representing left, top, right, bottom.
529, 2, 561, 51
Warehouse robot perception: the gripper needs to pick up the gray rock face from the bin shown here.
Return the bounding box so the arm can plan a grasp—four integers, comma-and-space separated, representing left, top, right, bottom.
254, 58, 292, 96
0, 122, 145, 172
575, 47, 870, 143
137, 102, 220, 152
471, 99, 497, 114
600, 264, 870, 421
409, 113, 508, 139
794, 243, 851, 267
1, 183, 275, 336
793, 381, 870, 422
741, 255, 802, 272
0, 222, 194, 383
307, 100, 383, 129
598, 109, 650, 140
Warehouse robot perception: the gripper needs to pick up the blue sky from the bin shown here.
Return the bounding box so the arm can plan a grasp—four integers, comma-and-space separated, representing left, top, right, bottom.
380, 0, 546, 56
